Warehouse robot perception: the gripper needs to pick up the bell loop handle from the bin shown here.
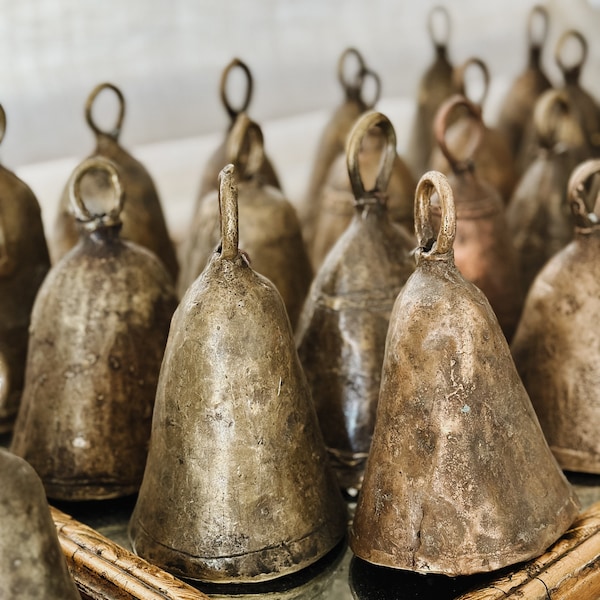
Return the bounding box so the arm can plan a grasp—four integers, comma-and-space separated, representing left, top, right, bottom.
338, 47, 367, 99
0, 104, 6, 147
225, 113, 265, 180
454, 57, 490, 109
346, 111, 396, 208
358, 67, 382, 110
428, 5, 451, 50
68, 156, 124, 231
434, 94, 484, 174
220, 58, 253, 122
555, 29, 588, 82
568, 159, 600, 231
218, 164, 239, 260
533, 89, 572, 149
414, 170, 456, 259
527, 5, 549, 50
85, 83, 126, 141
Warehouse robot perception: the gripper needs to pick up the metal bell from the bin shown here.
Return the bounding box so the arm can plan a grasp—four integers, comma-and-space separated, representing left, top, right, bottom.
0, 448, 81, 599
431, 95, 523, 340
507, 89, 588, 293
310, 114, 415, 270
129, 165, 347, 583
496, 5, 552, 171
301, 48, 380, 247
11, 156, 178, 501
430, 58, 518, 204
179, 113, 312, 329
349, 170, 580, 576
406, 6, 459, 178
511, 159, 600, 474
196, 57, 281, 201
0, 104, 51, 433
296, 111, 415, 495
52, 83, 179, 281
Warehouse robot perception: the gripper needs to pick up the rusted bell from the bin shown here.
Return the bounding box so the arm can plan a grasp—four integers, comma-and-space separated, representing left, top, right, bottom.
555, 30, 600, 156
129, 164, 346, 583
0, 104, 51, 433
511, 159, 600, 474
52, 82, 179, 281
301, 48, 380, 245
430, 58, 518, 203
349, 170, 580, 576
507, 89, 588, 293
0, 448, 81, 599
196, 57, 281, 201
496, 5, 552, 170
310, 115, 415, 269
179, 113, 312, 328
296, 112, 415, 495
11, 157, 178, 500
406, 6, 459, 177
431, 95, 523, 340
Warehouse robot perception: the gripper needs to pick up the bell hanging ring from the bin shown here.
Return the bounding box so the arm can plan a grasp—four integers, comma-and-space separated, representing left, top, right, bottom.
11, 156, 178, 501
52, 82, 179, 281
297, 111, 415, 496
0, 103, 51, 433
350, 169, 580, 575
130, 164, 346, 583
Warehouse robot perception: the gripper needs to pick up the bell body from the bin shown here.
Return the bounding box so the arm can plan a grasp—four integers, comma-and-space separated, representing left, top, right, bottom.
179, 180, 312, 329
130, 247, 346, 583
0, 165, 51, 432
0, 449, 81, 600
511, 231, 600, 473
350, 256, 580, 575
562, 74, 600, 156
11, 229, 177, 500
297, 205, 414, 491
52, 134, 179, 281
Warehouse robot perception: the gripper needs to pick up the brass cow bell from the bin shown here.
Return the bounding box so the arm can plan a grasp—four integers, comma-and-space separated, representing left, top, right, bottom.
432, 95, 523, 340
129, 165, 347, 583
512, 159, 600, 474
11, 157, 178, 500
179, 113, 312, 329
196, 57, 281, 201
0, 104, 51, 432
301, 48, 380, 246
349, 170, 580, 576
0, 448, 81, 599
52, 83, 179, 281
297, 111, 415, 495
406, 6, 459, 177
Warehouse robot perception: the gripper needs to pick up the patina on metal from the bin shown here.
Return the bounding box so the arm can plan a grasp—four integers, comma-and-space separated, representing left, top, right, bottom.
507, 89, 588, 293
511, 159, 600, 474
11, 156, 178, 501
129, 164, 347, 584
496, 5, 552, 172
310, 114, 415, 270
406, 6, 459, 177
431, 95, 522, 341
296, 111, 415, 495
0, 104, 51, 433
349, 170, 580, 576
52, 82, 179, 281
0, 448, 81, 599
179, 113, 312, 328
430, 58, 518, 204
301, 47, 380, 248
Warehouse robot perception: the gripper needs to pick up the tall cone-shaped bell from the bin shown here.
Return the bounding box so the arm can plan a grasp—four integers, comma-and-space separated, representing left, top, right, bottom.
0, 104, 51, 433
512, 159, 600, 474
0, 448, 81, 599
11, 156, 178, 500
179, 113, 312, 329
52, 83, 179, 281
129, 164, 347, 584
349, 170, 580, 576
406, 6, 459, 178
297, 111, 415, 494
